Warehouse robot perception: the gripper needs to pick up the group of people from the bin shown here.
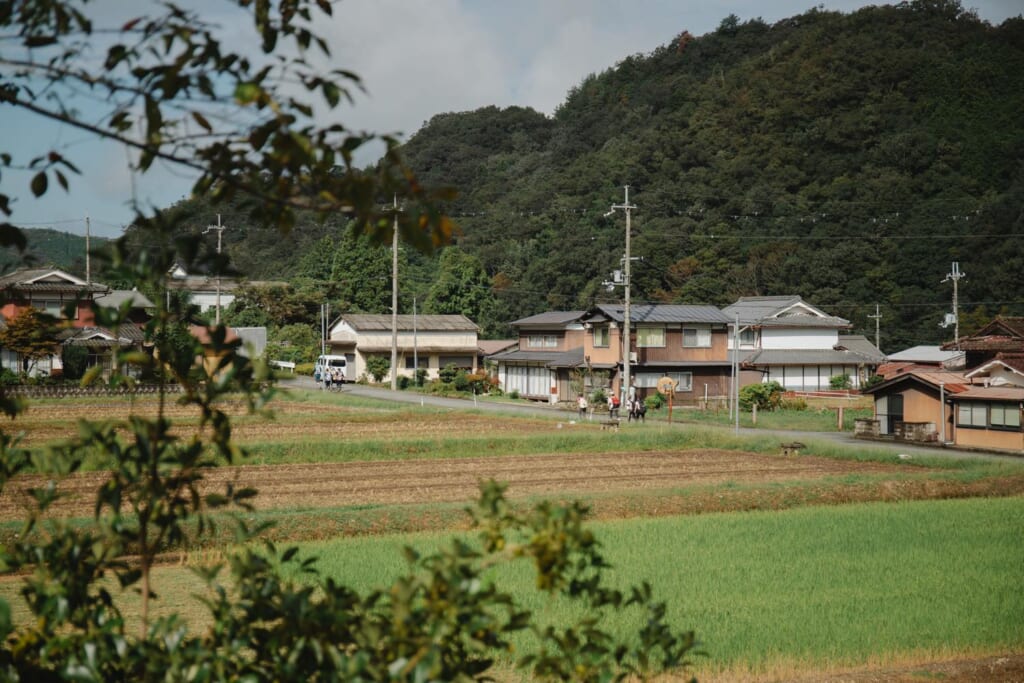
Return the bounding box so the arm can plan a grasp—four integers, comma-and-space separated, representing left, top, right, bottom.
576, 392, 646, 422
321, 366, 345, 391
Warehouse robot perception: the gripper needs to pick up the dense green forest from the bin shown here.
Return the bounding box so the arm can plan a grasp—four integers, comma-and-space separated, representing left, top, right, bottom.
0, 228, 106, 275
117, 1, 1024, 352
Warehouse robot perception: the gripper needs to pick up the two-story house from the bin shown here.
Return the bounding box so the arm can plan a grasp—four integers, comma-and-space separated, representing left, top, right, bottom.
328, 313, 479, 383
491, 305, 735, 406
581, 304, 734, 405
0, 267, 109, 375
721, 296, 885, 391
489, 311, 587, 402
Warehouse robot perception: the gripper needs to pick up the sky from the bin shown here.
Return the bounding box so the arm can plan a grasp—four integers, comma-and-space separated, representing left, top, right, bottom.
4, 0, 1022, 238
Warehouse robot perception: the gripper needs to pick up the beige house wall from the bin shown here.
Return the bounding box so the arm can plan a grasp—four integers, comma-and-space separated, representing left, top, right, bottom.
954, 426, 1024, 452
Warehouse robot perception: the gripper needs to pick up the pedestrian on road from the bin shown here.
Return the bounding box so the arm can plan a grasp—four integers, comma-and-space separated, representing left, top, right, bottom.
577, 394, 588, 420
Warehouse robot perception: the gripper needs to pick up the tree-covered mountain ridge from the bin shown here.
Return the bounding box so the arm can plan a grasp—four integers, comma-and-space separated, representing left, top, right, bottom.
397, 0, 1024, 350
112, 1, 1022, 351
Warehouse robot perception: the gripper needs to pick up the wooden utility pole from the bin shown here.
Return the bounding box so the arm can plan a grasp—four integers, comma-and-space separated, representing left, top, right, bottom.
203, 215, 226, 325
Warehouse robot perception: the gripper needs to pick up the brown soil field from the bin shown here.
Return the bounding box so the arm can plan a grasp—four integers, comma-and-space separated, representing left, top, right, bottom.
12, 399, 560, 445
0, 448, 916, 521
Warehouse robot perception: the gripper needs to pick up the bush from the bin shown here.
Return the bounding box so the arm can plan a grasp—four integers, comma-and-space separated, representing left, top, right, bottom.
779, 396, 809, 411
0, 368, 19, 386
509, 389, 520, 399
438, 362, 458, 384
415, 368, 428, 387
398, 375, 411, 390
61, 345, 89, 381
453, 369, 470, 392
645, 393, 665, 410
739, 381, 784, 412
591, 388, 607, 405
862, 374, 884, 390
295, 362, 315, 376
829, 373, 853, 390
365, 356, 391, 383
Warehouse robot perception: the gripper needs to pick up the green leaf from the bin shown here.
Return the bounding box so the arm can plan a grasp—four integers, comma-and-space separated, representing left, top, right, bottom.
235, 82, 261, 104
30, 171, 47, 197
0, 223, 27, 250
192, 111, 212, 132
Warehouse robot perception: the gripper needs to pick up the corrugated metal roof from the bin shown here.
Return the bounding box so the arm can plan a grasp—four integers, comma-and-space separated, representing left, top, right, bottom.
510, 311, 586, 327
952, 386, 1024, 401
886, 345, 965, 363
590, 304, 731, 324
341, 314, 478, 332
861, 369, 970, 395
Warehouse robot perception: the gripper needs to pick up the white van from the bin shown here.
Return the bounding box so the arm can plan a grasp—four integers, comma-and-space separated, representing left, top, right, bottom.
313, 354, 348, 384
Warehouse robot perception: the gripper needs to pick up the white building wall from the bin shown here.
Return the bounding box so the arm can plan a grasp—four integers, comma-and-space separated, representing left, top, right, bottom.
760, 327, 838, 350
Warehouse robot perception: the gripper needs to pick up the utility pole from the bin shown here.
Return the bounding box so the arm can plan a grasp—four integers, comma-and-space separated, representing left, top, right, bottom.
868, 303, 882, 351
943, 262, 965, 350
389, 195, 403, 391
203, 214, 226, 325
607, 186, 636, 403
84, 215, 91, 285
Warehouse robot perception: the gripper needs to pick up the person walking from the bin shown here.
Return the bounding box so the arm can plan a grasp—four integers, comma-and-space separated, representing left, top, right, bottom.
577, 394, 588, 420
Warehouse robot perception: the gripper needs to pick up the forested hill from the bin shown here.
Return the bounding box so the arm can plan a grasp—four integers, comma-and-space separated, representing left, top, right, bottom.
398, 1, 1024, 350
0, 228, 105, 276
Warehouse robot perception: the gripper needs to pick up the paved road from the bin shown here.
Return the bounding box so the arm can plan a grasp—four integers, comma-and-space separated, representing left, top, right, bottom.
281, 376, 1018, 464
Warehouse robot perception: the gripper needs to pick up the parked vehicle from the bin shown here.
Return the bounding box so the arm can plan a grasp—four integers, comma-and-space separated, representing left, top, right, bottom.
313, 355, 348, 384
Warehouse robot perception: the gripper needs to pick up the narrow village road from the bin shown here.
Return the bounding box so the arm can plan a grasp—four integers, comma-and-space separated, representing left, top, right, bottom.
278, 376, 1018, 464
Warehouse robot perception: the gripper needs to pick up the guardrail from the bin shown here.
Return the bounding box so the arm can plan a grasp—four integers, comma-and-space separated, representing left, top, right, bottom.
269, 360, 296, 372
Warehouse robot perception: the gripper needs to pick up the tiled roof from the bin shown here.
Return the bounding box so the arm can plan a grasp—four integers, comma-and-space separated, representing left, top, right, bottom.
58, 325, 145, 345
742, 347, 881, 366
721, 296, 804, 322
722, 296, 848, 328
0, 267, 107, 293
340, 314, 478, 332
836, 335, 886, 362
489, 347, 584, 368
589, 304, 731, 324
478, 339, 517, 356
95, 290, 156, 309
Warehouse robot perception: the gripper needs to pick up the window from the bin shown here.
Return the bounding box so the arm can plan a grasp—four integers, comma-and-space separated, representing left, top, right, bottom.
957, 402, 987, 428
634, 371, 693, 392
527, 334, 558, 348
32, 298, 64, 317
636, 326, 665, 348
592, 326, 609, 348
682, 327, 711, 348
404, 357, 428, 369
439, 355, 473, 369
990, 402, 1021, 430
739, 328, 756, 347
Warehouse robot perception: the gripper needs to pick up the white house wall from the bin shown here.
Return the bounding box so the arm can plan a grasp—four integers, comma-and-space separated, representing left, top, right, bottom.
766, 364, 860, 391
760, 328, 838, 350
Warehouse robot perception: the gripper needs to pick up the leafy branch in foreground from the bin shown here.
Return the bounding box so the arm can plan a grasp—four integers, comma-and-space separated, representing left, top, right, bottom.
0, 0, 455, 248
